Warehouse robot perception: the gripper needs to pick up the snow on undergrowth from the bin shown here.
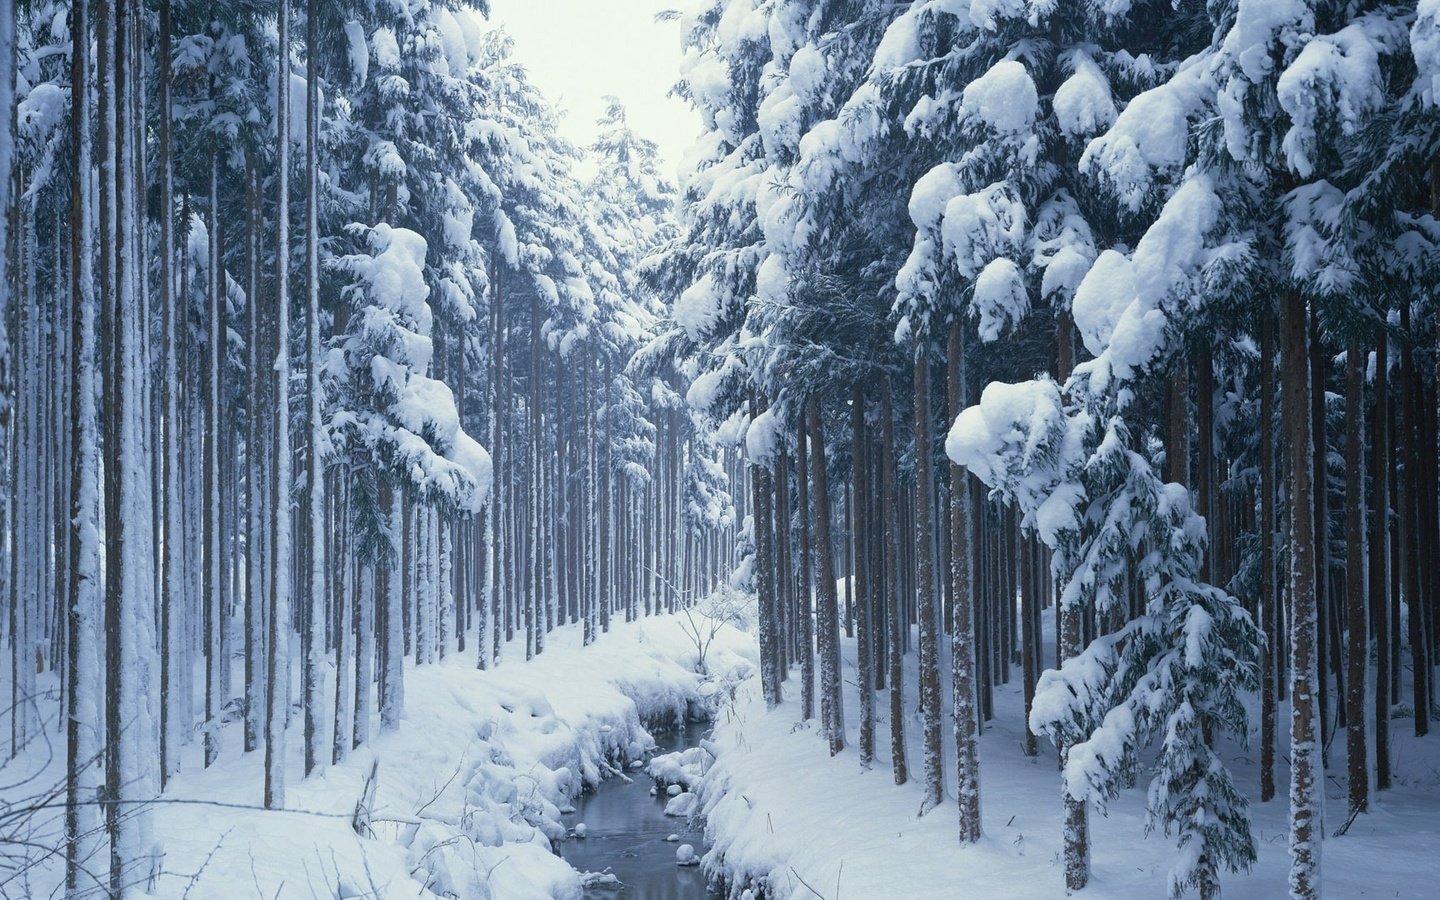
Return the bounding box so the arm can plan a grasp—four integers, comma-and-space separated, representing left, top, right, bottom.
3, 613, 754, 900
692, 616, 1440, 900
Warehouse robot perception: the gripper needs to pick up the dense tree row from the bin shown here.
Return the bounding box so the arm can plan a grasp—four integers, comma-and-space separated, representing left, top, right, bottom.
0, 1, 736, 894
660, 1, 1439, 898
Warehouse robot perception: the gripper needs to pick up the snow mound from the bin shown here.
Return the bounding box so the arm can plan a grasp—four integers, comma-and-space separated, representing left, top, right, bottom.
666, 792, 701, 818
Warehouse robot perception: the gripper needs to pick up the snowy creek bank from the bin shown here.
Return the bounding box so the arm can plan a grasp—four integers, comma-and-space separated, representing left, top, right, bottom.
142, 614, 755, 899
690, 618, 1440, 900
558, 718, 723, 898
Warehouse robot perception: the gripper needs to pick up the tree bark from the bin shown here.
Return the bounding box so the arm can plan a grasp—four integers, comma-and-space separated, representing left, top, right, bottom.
948, 321, 981, 842
852, 385, 875, 766
1371, 327, 1391, 791
913, 352, 944, 813
1261, 308, 1278, 803
809, 395, 844, 755
882, 377, 907, 784
752, 394, 781, 709
1344, 339, 1368, 815
796, 414, 815, 721
1281, 290, 1320, 900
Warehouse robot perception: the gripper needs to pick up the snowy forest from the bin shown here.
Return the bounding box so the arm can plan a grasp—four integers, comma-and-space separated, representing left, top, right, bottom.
0, 0, 1438, 898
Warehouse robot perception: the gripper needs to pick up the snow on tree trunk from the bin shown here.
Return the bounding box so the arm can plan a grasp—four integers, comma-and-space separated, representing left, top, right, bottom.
913, 354, 944, 813
1371, 327, 1391, 792
751, 395, 781, 710
1282, 290, 1322, 900
66, 0, 105, 885
807, 395, 844, 756
303, 0, 326, 780
881, 377, 907, 786
948, 321, 981, 843
795, 414, 815, 723
265, 0, 293, 811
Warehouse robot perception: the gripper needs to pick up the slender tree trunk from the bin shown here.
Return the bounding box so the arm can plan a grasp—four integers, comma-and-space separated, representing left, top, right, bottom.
158, 0, 187, 786
1261, 309, 1278, 802
776, 446, 793, 678
244, 153, 264, 754
1372, 327, 1391, 791
808, 396, 843, 754
204, 149, 223, 770
381, 486, 405, 730
1398, 303, 1431, 738
948, 321, 981, 842
265, 0, 293, 810
752, 394, 780, 708
65, 0, 105, 883
852, 385, 875, 766
913, 353, 943, 812
302, 0, 326, 778
1310, 315, 1334, 751
796, 413, 815, 721
1344, 339, 1368, 815
881, 377, 907, 784
1282, 291, 1321, 900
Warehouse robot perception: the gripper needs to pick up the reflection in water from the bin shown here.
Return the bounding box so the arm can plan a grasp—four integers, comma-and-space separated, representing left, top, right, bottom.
561, 720, 723, 899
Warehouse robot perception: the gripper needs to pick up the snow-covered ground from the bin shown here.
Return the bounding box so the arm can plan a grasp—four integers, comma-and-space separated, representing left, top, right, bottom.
697, 607, 1440, 899
0, 614, 755, 899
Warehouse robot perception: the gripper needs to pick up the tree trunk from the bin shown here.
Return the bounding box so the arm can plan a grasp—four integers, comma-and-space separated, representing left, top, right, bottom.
796, 412, 815, 721
1311, 314, 1334, 751
265, 0, 293, 810
881, 377, 907, 784
1261, 308, 1278, 803
204, 149, 223, 770
808, 396, 844, 755
1282, 290, 1320, 900
752, 394, 781, 709
65, 0, 105, 882
1344, 339, 1368, 815
1371, 327, 1391, 791
948, 321, 981, 842
913, 353, 943, 813
1398, 302, 1431, 738
852, 384, 875, 767
302, 0, 326, 778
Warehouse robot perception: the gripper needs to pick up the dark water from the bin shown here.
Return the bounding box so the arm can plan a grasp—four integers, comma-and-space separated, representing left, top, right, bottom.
560, 719, 722, 899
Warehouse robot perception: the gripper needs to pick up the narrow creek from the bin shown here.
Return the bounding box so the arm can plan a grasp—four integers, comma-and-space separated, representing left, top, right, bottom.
560, 718, 723, 899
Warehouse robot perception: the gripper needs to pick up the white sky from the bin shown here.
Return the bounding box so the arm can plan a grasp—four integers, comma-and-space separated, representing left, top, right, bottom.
484, 0, 701, 180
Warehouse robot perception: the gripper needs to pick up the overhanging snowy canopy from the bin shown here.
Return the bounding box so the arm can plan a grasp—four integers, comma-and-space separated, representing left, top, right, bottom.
334, 224, 493, 514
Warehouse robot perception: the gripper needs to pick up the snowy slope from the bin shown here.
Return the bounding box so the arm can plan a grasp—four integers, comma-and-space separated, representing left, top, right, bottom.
698, 609, 1440, 899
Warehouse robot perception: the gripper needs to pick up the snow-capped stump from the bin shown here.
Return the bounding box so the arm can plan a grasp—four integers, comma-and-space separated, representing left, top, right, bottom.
665, 791, 699, 817
573, 822, 587, 838
676, 843, 699, 866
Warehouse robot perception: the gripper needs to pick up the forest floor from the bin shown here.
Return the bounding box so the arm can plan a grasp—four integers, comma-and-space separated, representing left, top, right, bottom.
0, 613, 756, 899
698, 607, 1440, 899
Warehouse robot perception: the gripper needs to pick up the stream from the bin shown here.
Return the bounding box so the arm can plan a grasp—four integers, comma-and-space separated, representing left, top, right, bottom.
561, 718, 723, 899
